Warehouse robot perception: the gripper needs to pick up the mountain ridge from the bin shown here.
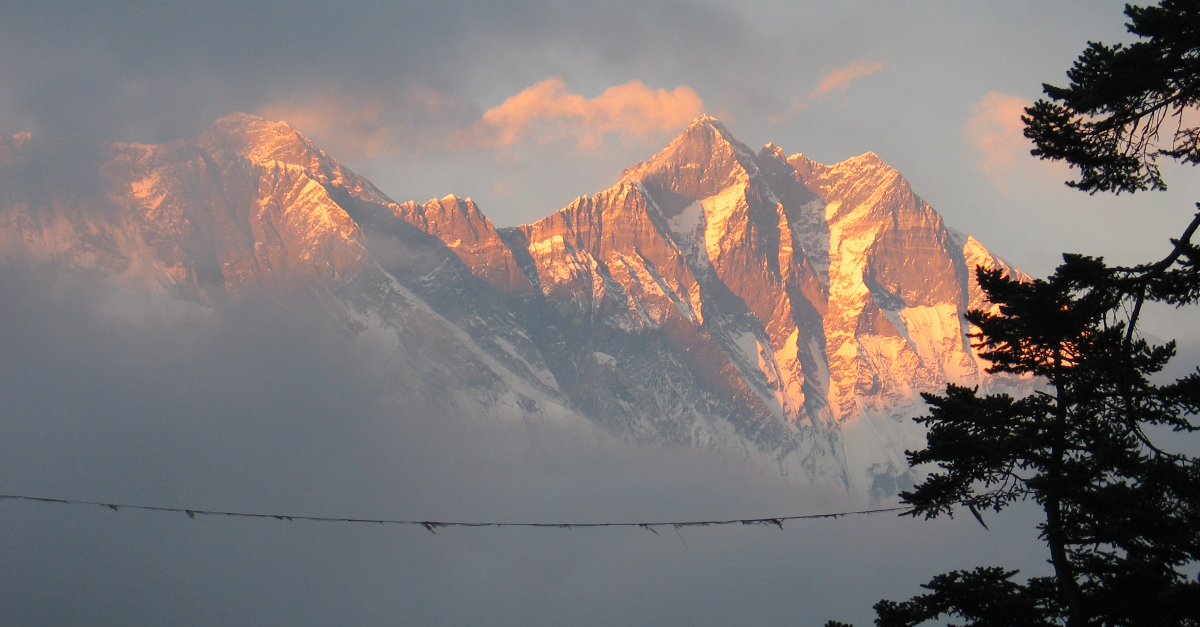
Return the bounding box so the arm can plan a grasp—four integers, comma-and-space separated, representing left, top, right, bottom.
0, 112, 1031, 499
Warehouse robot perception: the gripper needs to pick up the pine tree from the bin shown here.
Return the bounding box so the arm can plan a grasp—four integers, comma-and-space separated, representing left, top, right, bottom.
827, 2, 1200, 625
878, 256, 1200, 627
1024, 0, 1200, 197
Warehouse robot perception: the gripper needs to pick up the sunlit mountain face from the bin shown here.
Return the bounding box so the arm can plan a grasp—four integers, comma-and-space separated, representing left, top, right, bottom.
0, 112, 1030, 500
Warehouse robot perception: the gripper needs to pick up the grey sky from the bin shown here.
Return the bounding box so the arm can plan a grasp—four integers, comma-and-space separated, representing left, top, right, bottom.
2, 2, 1199, 624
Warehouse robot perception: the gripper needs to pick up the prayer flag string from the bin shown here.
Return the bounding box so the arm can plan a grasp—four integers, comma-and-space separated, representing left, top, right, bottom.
0, 493, 908, 533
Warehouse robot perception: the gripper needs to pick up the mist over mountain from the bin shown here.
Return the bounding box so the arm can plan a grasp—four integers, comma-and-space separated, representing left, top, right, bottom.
0, 113, 1030, 500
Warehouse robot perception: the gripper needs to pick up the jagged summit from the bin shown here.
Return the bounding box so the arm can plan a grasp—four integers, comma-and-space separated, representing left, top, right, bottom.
760, 141, 786, 159
0, 111, 1031, 497
690, 112, 724, 126
206, 112, 309, 158
627, 114, 744, 164
205, 112, 312, 158
830, 150, 889, 174
199, 112, 393, 207
619, 113, 767, 215
211, 110, 272, 128
687, 114, 738, 139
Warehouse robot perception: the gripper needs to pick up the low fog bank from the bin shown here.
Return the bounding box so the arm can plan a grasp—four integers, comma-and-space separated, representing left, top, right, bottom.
0, 263, 1052, 626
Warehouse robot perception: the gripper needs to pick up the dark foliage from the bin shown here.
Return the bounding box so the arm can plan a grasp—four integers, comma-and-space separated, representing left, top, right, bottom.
871, 568, 1062, 627
898, 258, 1200, 627
1023, 0, 1200, 194
827, 2, 1200, 625
824, 255, 1200, 627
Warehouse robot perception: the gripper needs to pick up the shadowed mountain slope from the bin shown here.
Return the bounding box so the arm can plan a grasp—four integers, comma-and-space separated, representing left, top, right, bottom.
0, 113, 1029, 498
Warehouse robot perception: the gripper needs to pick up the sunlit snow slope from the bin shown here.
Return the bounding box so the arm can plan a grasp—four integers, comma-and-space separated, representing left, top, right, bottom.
0, 114, 1030, 499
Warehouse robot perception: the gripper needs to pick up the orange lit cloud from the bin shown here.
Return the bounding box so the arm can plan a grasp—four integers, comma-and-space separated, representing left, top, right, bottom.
259, 85, 467, 159
768, 99, 807, 125
964, 91, 1070, 187
810, 61, 885, 98
457, 77, 705, 150
964, 91, 1036, 178
261, 93, 397, 159
771, 59, 884, 122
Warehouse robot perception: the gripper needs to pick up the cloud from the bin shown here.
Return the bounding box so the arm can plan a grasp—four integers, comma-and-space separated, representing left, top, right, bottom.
963, 91, 1078, 193
770, 59, 883, 122
0, 0, 750, 147
258, 78, 706, 160
258, 84, 474, 160
456, 78, 705, 150
810, 61, 885, 98
963, 91, 1033, 178
260, 93, 398, 159
0, 259, 1053, 627
0, 240, 1052, 627
768, 99, 807, 125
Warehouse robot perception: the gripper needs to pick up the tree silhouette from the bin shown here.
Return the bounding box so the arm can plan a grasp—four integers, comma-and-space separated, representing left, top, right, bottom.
1024, 0, 1200, 196
1022, 0, 1200, 321
879, 257, 1200, 627
828, 1, 1200, 625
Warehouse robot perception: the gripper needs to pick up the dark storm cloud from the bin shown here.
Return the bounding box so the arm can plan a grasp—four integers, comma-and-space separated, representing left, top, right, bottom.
0, 0, 751, 145
0, 262, 1053, 626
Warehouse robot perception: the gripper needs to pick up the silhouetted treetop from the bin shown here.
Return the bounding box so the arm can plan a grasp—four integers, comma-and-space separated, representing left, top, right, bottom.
1025, 0, 1200, 193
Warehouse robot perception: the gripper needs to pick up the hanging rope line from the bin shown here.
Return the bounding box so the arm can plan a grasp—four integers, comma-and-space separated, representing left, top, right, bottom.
0, 493, 908, 533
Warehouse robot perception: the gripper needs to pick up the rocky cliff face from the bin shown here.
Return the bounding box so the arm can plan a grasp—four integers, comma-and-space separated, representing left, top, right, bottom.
0, 113, 1029, 498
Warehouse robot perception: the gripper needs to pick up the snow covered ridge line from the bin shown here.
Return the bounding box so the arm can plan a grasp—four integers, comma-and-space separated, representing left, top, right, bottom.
0, 113, 1032, 500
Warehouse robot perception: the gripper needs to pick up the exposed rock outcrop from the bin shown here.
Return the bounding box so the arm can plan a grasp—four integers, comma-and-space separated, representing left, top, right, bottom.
0, 113, 1030, 498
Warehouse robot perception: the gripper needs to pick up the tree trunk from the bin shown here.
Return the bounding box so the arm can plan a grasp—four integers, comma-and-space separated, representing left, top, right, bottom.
1047, 362, 1085, 626
1044, 497, 1084, 626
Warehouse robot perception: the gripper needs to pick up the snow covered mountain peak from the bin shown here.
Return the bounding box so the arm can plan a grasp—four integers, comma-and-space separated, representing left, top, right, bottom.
201, 112, 392, 206
0, 114, 1032, 498
205, 112, 318, 164
622, 115, 764, 199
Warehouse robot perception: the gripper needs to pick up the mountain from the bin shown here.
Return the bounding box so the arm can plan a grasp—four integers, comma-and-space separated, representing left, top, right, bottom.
0, 113, 1029, 499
